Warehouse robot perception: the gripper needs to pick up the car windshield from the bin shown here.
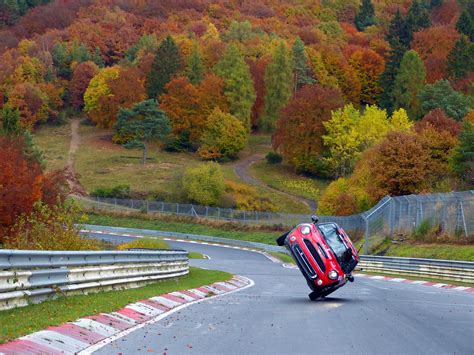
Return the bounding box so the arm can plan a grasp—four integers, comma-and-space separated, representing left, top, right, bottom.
317, 224, 347, 259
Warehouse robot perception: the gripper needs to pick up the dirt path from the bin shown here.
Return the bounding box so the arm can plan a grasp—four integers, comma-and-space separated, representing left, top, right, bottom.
233, 153, 317, 211
65, 118, 87, 196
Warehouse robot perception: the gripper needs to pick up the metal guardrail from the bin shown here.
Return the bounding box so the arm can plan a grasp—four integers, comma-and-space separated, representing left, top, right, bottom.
358, 255, 474, 283
0, 249, 189, 311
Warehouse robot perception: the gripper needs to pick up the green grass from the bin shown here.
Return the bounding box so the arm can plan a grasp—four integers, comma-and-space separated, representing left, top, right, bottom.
250, 160, 329, 202
32, 124, 71, 171
75, 125, 198, 198
358, 270, 474, 287
116, 237, 169, 250
86, 212, 279, 245
269, 251, 294, 264
189, 251, 205, 259
0, 267, 231, 344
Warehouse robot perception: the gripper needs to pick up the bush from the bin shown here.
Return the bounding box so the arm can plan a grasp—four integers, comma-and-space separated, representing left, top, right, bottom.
117, 237, 169, 250
91, 185, 131, 199
4, 201, 99, 251
265, 151, 282, 164
225, 180, 277, 211
198, 108, 247, 160
182, 162, 225, 205
317, 177, 370, 216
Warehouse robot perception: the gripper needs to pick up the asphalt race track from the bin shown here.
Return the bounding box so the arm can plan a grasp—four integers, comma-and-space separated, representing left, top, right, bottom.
90, 236, 474, 355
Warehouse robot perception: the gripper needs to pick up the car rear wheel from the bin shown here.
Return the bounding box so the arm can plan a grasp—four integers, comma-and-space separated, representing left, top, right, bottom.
308, 291, 321, 301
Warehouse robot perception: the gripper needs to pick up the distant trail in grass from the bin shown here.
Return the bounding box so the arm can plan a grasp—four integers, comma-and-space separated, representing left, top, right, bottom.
233, 153, 316, 212
66, 118, 87, 196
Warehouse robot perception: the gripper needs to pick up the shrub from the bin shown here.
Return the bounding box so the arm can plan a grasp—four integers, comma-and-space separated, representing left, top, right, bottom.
317, 177, 370, 216
225, 181, 277, 211
265, 151, 282, 164
182, 162, 225, 205
198, 108, 247, 160
4, 201, 99, 251
117, 238, 169, 250
91, 185, 131, 199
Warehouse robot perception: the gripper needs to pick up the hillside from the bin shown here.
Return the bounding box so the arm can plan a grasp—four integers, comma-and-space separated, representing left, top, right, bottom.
0, 0, 473, 217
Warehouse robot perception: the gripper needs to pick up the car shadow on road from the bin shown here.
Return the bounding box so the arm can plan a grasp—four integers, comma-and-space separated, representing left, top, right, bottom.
280, 296, 361, 305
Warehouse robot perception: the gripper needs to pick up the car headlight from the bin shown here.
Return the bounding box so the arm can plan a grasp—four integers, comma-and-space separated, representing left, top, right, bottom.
300, 225, 311, 235
328, 270, 338, 280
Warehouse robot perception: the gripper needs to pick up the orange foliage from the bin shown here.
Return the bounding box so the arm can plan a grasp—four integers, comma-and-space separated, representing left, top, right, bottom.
349, 48, 385, 105
415, 109, 462, 137
69, 61, 98, 109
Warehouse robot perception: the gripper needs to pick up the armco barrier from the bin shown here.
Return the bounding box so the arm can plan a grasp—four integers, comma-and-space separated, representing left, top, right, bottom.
357, 255, 474, 283
82, 224, 474, 284
0, 249, 188, 310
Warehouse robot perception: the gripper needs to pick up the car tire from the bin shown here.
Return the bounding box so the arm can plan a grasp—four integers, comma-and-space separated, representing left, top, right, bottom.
308, 291, 321, 301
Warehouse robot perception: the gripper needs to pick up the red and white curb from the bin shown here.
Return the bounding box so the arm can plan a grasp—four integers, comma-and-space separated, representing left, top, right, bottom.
81, 229, 282, 264
356, 273, 474, 293
0, 276, 254, 355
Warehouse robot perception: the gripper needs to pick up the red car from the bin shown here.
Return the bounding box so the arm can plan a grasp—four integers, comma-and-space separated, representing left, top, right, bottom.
276, 216, 359, 300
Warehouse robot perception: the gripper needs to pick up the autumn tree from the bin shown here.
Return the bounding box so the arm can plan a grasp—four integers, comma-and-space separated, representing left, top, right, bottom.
114, 99, 171, 165
214, 43, 255, 130
146, 36, 184, 99
292, 37, 314, 92
198, 108, 247, 160
447, 36, 474, 79
187, 42, 204, 85
393, 50, 426, 119
125, 34, 158, 63
415, 109, 462, 136
69, 61, 98, 110
182, 162, 225, 206
261, 41, 292, 132
160, 74, 228, 148
84, 67, 146, 127
273, 85, 344, 175
0, 106, 21, 135
406, 0, 431, 33
248, 57, 269, 129
349, 48, 384, 105
418, 80, 473, 121
354, 0, 376, 31
7, 82, 49, 128
368, 131, 432, 199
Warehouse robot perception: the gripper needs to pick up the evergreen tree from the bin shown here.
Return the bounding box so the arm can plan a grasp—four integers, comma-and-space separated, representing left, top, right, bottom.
450, 120, 474, 185
407, 0, 431, 33
146, 36, 184, 99
292, 37, 314, 92
261, 41, 293, 132
378, 10, 411, 112
354, 0, 376, 31
187, 42, 204, 85
456, 10, 474, 42
0, 106, 21, 136
447, 35, 474, 79
125, 34, 158, 62
92, 47, 104, 68
214, 43, 255, 130
114, 100, 171, 165
393, 50, 426, 119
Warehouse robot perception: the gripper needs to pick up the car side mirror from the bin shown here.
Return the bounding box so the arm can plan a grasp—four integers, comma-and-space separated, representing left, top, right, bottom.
311, 215, 319, 224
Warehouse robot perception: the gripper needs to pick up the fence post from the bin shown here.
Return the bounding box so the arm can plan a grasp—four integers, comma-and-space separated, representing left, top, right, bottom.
161, 202, 164, 212
146, 200, 149, 213
176, 203, 179, 214
389, 198, 394, 237
217, 207, 220, 220
205, 206, 209, 217
363, 216, 369, 255
459, 200, 468, 239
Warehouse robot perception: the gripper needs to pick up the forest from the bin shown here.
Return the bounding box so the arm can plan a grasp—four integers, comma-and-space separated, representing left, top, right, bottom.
0, 0, 473, 244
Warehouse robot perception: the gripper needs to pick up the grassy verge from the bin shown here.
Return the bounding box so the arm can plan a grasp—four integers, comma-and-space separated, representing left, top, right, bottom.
0, 267, 231, 344
358, 270, 474, 288
269, 251, 294, 264
32, 123, 71, 171
85, 212, 279, 245
189, 251, 205, 259
359, 238, 474, 261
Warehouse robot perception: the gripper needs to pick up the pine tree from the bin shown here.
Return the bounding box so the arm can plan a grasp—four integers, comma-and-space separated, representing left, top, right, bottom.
450, 120, 474, 185
92, 47, 104, 68
261, 41, 293, 132
447, 35, 474, 79
187, 42, 204, 85
0, 106, 21, 136
214, 43, 255, 130
292, 37, 314, 92
393, 50, 426, 120
114, 100, 171, 165
456, 10, 474, 42
354, 0, 376, 31
407, 0, 431, 33
378, 10, 411, 112
146, 36, 184, 99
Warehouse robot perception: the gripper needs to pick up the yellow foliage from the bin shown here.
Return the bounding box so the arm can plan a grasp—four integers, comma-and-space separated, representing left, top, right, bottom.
225, 180, 277, 212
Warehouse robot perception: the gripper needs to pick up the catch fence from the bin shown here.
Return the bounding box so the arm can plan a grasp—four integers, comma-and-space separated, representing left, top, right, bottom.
82, 190, 473, 254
